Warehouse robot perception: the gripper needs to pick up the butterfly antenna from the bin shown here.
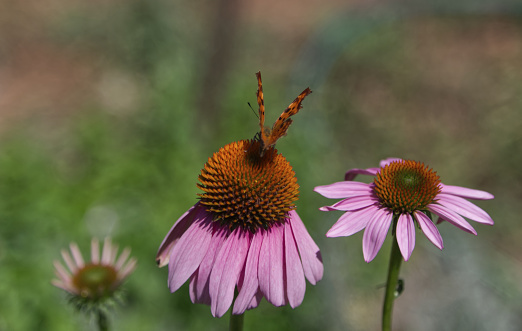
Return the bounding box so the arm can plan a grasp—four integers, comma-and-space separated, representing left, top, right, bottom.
247, 102, 259, 119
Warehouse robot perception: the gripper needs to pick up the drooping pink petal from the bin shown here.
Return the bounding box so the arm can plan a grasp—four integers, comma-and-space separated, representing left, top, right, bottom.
314, 181, 373, 199
440, 184, 494, 200
209, 228, 250, 318
436, 193, 494, 225
156, 203, 200, 267
246, 290, 263, 311
190, 223, 228, 305
167, 210, 214, 293
258, 224, 286, 307
283, 220, 306, 308
362, 208, 393, 262
396, 213, 415, 261
345, 167, 380, 181
233, 231, 264, 314
414, 211, 443, 250
326, 206, 376, 237
320, 195, 378, 212
288, 210, 323, 285
428, 204, 477, 235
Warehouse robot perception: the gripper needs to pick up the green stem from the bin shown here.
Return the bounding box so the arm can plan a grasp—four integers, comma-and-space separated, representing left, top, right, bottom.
229, 311, 244, 331
382, 234, 403, 331
96, 309, 109, 331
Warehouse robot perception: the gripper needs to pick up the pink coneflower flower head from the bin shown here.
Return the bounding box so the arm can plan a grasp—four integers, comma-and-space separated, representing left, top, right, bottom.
52, 238, 137, 308
315, 158, 494, 263
156, 72, 323, 318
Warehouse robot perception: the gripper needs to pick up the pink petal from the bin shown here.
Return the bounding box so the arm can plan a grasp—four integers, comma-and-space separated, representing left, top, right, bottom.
396, 213, 415, 261
345, 167, 379, 181
167, 210, 214, 293
91, 238, 100, 264
53, 261, 71, 283
119, 258, 137, 280
209, 228, 250, 318
288, 210, 323, 285
189, 273, 204, 305
101, 238, 112, 265
258, 225, 286, 307
362, 208, 393, 262
414, 211, 443, 250
314, 181, 373, 199
115, 248, 131, 270
233, 231, 263, 314
284, 220, 306, 308
69, 243, 84, 268
379, 158, 402, 167
326, 206, 376, 237
61, 250, 77, 273
51, 279, 74, 293
428, 204, 477, 235
247, 290, 263, 311
322, 195, 378, 212
157, 203, 201, 267
436, 194, 494, 225
440, 184, 494, 200
189, 223, 227, 305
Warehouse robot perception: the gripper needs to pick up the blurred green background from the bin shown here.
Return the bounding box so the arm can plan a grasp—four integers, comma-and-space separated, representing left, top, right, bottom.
1, 0, 521, 330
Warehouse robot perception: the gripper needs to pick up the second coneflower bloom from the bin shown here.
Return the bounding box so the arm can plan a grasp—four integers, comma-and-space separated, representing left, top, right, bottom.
315, 158, 494, 262
156, 72, 323, 318
52, 238, 137, 307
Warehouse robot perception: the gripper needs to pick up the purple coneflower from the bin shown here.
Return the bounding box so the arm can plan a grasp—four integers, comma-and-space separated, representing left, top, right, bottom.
156, 72, 323, 319
52, 237, 137, 303
315, 158, 494, 262
156, 140, 323, 318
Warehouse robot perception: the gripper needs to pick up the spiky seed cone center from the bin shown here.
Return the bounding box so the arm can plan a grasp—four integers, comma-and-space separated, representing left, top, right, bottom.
72, 264, 119, 299
197, 139, 299, 232
373, 160, 441, 214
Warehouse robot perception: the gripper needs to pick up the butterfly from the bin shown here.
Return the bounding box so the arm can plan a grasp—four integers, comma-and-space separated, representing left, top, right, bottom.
255, 71, 312, 156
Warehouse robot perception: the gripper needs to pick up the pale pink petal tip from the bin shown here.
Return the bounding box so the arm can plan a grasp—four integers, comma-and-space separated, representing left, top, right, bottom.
362, 209, 393, 262
396, 214, 415, 261
414, 211, 443, 250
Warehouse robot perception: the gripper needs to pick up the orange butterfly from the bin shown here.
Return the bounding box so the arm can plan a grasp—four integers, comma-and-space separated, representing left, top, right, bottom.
256, 71, 312, 156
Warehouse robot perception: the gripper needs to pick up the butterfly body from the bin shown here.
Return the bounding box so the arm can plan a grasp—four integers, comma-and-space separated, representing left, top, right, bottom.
255, 71, 312, 156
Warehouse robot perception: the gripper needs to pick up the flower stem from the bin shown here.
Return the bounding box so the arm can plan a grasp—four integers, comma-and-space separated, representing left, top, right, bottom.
229, 311, 244, 331
382, 235, 403, 331
96, 309, 109, 331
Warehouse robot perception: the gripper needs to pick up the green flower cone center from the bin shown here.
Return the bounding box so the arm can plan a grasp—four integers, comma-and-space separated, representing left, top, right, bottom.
72, 264, 118, 298
373, 160, 441, 214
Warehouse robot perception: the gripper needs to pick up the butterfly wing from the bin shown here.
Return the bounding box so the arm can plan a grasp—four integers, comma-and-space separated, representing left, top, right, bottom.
265, 87, 312, 148
256, 72, 267, 140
